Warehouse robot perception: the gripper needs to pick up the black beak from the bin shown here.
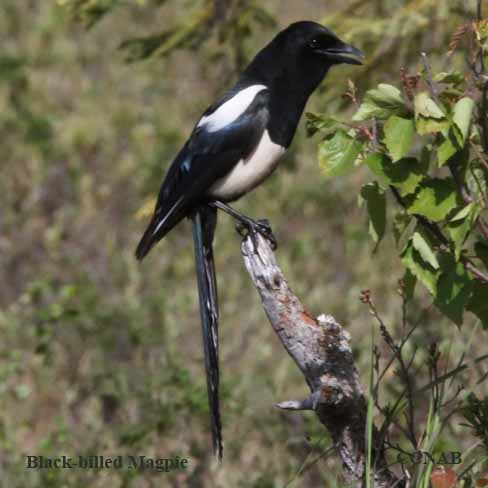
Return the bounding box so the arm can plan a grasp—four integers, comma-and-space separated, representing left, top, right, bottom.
319, 42, 364, 65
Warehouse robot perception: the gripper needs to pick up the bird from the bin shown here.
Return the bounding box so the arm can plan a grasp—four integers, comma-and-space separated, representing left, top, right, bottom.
135, 20, 363, 459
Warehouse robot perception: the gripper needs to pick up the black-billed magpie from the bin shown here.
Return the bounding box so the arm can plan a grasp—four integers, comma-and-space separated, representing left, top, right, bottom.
135, 21, 363, 459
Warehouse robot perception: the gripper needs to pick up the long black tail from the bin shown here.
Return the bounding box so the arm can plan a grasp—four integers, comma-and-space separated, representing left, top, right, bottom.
192, 205, 222, 459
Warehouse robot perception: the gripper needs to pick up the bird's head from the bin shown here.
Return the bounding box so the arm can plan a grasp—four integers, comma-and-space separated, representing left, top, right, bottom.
244, 21, 363, 96
282, 21, 364, 67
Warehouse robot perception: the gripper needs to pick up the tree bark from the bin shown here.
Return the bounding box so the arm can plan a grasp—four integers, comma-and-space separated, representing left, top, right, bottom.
240, 234, 401, 487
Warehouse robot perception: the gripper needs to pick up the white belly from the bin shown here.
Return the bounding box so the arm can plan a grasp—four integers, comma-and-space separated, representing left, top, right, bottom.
208, 130, 285, 201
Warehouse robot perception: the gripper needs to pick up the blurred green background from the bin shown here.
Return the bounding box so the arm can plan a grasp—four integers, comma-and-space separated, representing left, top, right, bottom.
1, 0, 486, 486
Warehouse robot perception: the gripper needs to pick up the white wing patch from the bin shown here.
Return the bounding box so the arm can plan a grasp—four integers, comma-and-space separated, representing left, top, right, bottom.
197, 84, 267, 133
152, 196, 184, 235
208, 130, 285, 201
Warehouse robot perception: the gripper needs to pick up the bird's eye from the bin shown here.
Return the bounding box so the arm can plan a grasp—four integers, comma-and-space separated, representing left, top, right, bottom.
309, 38, 320, 49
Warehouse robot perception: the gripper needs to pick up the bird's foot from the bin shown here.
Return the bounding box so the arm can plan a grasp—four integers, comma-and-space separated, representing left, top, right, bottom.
236, 218, 277, 251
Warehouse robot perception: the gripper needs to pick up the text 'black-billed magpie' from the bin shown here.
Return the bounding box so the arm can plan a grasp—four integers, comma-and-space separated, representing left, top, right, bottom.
135, 21, 363, 459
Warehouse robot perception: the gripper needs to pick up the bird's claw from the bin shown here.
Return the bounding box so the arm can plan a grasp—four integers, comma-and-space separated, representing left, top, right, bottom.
236, 218, 278, 252
256, 219, 278, 250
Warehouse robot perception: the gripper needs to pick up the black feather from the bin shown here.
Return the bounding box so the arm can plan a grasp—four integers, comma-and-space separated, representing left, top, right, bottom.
192, 206, 222, 458
135, 91, 269, 260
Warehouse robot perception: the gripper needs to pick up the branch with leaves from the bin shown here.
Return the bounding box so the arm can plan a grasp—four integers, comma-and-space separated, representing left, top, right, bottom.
307, 13, 488, 330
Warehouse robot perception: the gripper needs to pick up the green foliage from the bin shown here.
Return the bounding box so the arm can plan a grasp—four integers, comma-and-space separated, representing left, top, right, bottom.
434, 254, 472, 325
352, 84, 407, 121
383, 115, 415, 161
448, 203, 481, 259
310, 20, 488, 328
414, 91, 449, 135
401, 240, 438, 295
467, 281, 488, 327
318, 129, 362, 177
453, 97, 475, 145
365, 153, 428, 197
359, 182, 386, 247
412, 231, 439, 269
405, 178, 460, 222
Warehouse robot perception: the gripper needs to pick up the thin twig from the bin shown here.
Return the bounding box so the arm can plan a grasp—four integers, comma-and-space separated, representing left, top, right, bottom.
372, 117, 378, 153
463, 258, 488, 282
421, 52, 440, 105
477, 0, 485, 72
376, 323, 418, 387
476, 221, 488, 241
285, 444, 336, 486
470, 141, 488, 171
415, 352, 488, 394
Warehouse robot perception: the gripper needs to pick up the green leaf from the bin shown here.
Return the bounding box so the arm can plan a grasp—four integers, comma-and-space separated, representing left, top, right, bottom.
383, 115, 415, 162
360, 182, 386, 246
318, 130, 362, 177
402, 268, 417, 300
305, 112, 342, 137
414, 92, 445, 119
467, 281, 488, 329
447, 219, 473, 261
467, 164, 488, 200
437, 131, 460, 167
353, 84, 406, 121
452, 97, 474, 146
434, 254, 473, 326
447, 204, 481, 260
414, 92, 449, 135
412, 231, 439, 269
393, 212, 415, 249
365, 153, 427, 197
451, 203, 478, 222
406, 178, 459, 222
401, 240, 439, 295
416, 117, 450, 135
433, 71, 465, 86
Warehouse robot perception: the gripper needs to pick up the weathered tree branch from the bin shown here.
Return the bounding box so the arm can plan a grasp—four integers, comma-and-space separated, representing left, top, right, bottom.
240, 234, 401, 487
